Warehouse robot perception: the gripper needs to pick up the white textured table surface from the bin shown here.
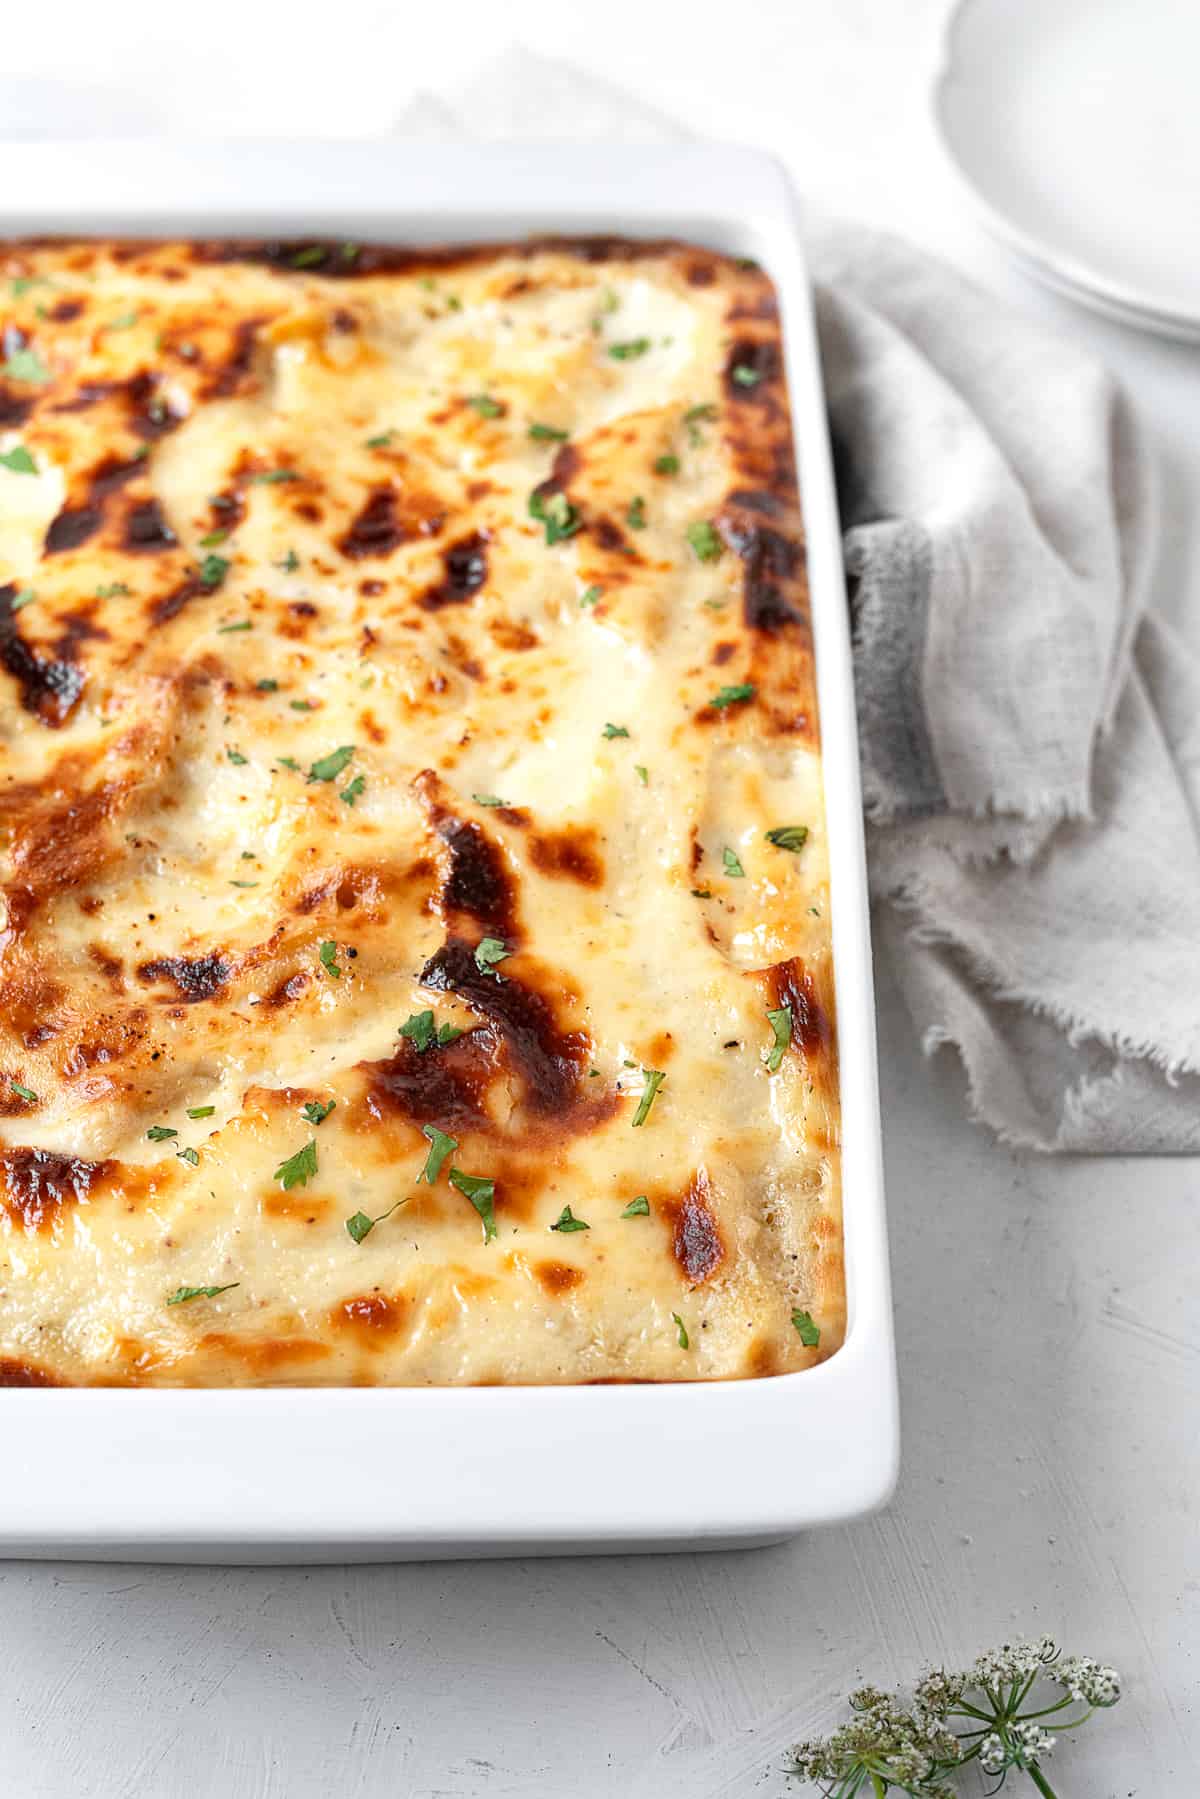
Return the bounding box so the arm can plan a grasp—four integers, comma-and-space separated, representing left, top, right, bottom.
3, 3, 1198, 1794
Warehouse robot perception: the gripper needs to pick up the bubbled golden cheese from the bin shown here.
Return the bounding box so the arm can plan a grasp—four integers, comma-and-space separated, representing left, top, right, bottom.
0, 236, 842, 1386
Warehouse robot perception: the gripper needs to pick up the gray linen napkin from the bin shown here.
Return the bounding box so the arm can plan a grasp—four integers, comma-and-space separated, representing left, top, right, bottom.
401, 53, 1199, 1152
396, 50, 1200, 1152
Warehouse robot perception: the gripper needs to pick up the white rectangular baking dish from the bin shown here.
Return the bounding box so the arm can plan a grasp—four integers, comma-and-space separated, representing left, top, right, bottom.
0, 139, 897, 1561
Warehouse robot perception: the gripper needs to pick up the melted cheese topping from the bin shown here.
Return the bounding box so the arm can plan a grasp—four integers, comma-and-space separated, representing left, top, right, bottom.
0, 237, 842, 1386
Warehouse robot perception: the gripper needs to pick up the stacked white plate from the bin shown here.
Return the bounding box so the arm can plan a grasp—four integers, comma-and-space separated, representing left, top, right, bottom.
934, 0, 1200, 341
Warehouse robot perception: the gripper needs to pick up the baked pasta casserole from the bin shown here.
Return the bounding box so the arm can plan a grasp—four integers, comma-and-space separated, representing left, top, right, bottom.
0, 236, 842, 1385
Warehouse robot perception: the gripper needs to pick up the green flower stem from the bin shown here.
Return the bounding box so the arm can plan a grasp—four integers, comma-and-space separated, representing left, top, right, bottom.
1027, 1762, 1060, 1799
870, 1777, 887, 1799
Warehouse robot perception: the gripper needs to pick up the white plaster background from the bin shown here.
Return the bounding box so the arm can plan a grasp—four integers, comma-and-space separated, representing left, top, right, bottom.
1, 1, 1197, 1792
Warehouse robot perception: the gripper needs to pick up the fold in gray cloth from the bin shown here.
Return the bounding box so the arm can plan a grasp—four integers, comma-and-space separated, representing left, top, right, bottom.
816, 227, 1200, 1150
400, 52, 1200, 1151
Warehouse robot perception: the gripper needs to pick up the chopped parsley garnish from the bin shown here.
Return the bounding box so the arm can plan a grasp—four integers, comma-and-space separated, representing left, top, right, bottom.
105, 310, 138, 331
419, 1125, 458, 1186
274, 1139, 318, 1190
186, 1105, 216, 1119
686, 520, 723, 562
732, 363, 764, 388
449, 1168, 497, 1242
654, 454, 680, 476
146, 1125, 177, 1142
226, 747, 248, 766
10, 276, 50, 297
631, 1068, 666, 1128
302, 1099, 336, 1126
467, 393, 504, 419
96, 582, 131, 599
550, 1205, 589, 1233
764, 1004, 793, 1073
290, 246, 326, 268
229, 880, 258, 888
340, 774, 365, 806
345, 1198, 407, 1244
626, 495, 646, 530
473, 792, 508, 807
249, 468, 299, 483
217, 618, 251, 633
528, 487, 581, 546
683, 402, 718, 444
474, 936, 510, 978
276, 548, 301, 572
166, 1282, 238, 1306
608, 338, 651, 360
0, 446, 37, 475
318, 940, 342, 980
766, 825, 809, 852
277, 756, 301, 771
10, 1081, 36, 1103
307, 744, 355, 783
791, 1308, 820, 1348
176, 1147, 200, 1167
2, 347, 50, 385
199, 553, 230, 588
529, 423, 568, 441
601, 723, 629, 740
11, 589, 35, 611
256, 678, 279, 691
710, 683, 755, 710
634, 765, 649, 786
579, 585, 603, 609
621, 1195, 650, 1218
365, 431, 394, 448
691, 887, 712, 899
723, 847, 746, 878
672, 1311, 690, 1349
290, 699, 316, 712
399, 1011, 462, 1054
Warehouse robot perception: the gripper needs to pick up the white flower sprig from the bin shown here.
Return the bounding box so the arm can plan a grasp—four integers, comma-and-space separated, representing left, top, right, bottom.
790, 1638, 1120, 1799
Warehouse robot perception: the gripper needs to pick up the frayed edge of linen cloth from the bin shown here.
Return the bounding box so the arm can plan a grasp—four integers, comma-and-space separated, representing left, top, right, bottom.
394, 48, 1200, 1152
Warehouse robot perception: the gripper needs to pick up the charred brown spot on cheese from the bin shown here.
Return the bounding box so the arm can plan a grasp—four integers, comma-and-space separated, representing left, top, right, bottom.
333, 1294, 409, 1343
747, 1337, 780, 1378
263, 1190, 332, 1223
338, 485, 404, 560
716, 504, 806, 635
590, 514, 635, 558
419, 530, 489, 611
361, 1027, 496, 1134
150, 571, 211, 626
535, 1259, 584, 1296
420, 940, 612, 1133
1, 1147, 113, 1232
662, 1170, 725, 1285
191, 1334, 332, 1374
0, 1356, 62, 1386
261, 969, 310, 1010
136, 952, 230, 1003
204, 315, 267, 400
712, 641, 737, 665
0, 387, 34, 427
764, 957, 833, 1060
0, 585, 87, 725
121, 497, 177, 554
45, 450, 149, 556
528, 825, 605, 887
47, 296, 84, 322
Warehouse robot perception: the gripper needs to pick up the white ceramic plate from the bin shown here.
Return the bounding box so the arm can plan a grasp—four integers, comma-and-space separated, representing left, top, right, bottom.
0, 140, 896, 1562
935, 0, 1200, 341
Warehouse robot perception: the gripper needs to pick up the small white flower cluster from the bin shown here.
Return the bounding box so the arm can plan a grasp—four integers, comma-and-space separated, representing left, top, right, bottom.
967, 1637, 1058, 1689
980, 1721, 1057, 1773
791, 1685, 960, 1797
1054, 1655, 1122, 1708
